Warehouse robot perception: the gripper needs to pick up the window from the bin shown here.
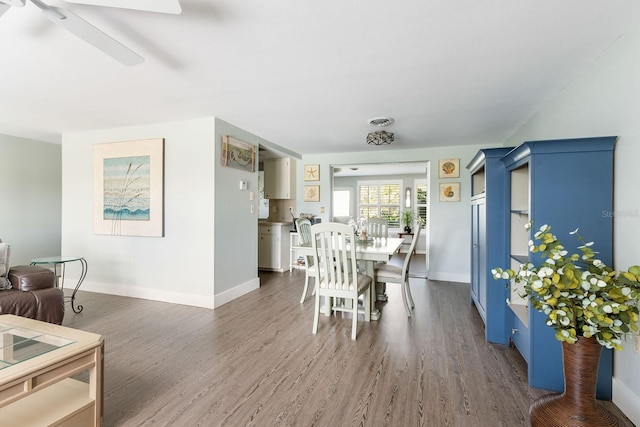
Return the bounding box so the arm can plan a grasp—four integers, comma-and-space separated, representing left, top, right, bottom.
332, 189, 351, 217
357, 180, 401, 228
415, 180, 428, 228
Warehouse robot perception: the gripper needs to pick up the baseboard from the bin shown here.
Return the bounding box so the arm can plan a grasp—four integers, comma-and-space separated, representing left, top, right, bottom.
426, 271, 469, 283
75, 279, 216, 309
613, 377, 640, 426
214, 277, 260, 308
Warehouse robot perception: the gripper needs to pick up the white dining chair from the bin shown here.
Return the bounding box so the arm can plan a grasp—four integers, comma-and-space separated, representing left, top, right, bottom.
295, 217, 316, 303
374, 225, 422, 317
310, 222, 372, 340
367, 218, 389, 238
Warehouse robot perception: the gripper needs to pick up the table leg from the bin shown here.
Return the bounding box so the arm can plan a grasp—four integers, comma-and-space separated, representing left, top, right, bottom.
56, 259, 88, 314
69, 258, 88, 313
365, 261, 380, 321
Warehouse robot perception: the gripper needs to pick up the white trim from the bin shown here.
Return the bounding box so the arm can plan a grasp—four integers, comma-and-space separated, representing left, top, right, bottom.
427, 271, 469, 283
613, 377, 640, 426
214, 277, 260, 308
71, 278, 216, 309
71, 276, 261, 309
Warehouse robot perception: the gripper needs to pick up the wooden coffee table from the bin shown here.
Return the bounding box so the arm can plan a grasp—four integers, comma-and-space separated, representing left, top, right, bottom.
0, 315, 104, 426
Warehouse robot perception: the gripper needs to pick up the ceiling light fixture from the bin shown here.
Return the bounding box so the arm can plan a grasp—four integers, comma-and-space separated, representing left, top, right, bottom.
367, 130, 394, 146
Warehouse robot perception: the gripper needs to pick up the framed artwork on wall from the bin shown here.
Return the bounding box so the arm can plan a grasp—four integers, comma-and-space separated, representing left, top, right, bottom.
304, 164, 320, 181
304, 185, 320, 202
438, 158, 460, 178
222, 135, 255, 172
93, 138, 164, 237
439, 182, 461, 202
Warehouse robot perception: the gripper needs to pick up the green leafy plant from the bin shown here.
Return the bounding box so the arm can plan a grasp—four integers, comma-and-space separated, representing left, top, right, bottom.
492, 223, 640, 350
401, 210, 414, 227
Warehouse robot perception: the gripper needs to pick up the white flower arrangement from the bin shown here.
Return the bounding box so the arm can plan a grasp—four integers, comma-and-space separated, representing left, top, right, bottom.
492, 223, 640, 350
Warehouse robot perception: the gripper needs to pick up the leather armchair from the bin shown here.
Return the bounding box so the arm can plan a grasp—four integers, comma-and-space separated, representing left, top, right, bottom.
0, 265, 65, 325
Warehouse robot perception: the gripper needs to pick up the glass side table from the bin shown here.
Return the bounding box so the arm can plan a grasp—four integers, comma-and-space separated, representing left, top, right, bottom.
30, 256, 87, 313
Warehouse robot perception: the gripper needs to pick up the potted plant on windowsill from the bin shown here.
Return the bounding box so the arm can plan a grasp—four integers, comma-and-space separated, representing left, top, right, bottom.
402, 210, 414, 233
492, 223, 640, 427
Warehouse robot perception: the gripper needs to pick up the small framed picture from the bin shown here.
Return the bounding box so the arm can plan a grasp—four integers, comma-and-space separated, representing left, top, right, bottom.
304, 185, 320, 202
439, 182, 460, 202
222, 135, 256, 172
438, 158, 460, 178
304, 164, 320, 181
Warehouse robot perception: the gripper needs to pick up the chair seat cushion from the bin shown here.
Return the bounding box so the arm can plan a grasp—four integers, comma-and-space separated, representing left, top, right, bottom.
318, 272, 371, 291
375, 263, 402, 281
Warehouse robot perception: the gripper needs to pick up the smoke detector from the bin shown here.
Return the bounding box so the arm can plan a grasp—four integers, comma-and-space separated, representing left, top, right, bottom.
367, 117, 394, 127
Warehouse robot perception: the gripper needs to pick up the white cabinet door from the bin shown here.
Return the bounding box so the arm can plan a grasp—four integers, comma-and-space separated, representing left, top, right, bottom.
258, 224, 289, 271
258, 229, 276, 269
263, 158, 296, 199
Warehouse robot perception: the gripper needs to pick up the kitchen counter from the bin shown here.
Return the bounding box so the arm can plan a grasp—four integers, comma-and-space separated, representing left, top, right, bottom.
259, 220, 294, 226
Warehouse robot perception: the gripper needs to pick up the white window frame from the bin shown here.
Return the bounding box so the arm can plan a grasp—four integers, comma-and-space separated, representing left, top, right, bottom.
356, 179, 403, 230
414, 179, 428, 229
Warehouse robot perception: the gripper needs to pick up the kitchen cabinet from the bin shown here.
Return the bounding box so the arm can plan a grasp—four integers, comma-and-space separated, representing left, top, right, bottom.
501, 136, 615, 398
258, 223, 291, 272
466, 147, 513, 345
264, 158, 296, 199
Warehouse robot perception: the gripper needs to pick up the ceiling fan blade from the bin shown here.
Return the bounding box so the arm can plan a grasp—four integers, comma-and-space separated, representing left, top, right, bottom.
2, 0, 26, 6
64, 0, 181, 14
39, 4, 144, 66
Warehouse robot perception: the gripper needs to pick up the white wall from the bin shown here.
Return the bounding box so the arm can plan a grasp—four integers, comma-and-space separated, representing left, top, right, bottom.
0, 134, 61, 265
61, 117, 293, 309
212, 119, 262, 304
62, 118, 217, 308
502, 21, 640, 425
297, 144, 501, 283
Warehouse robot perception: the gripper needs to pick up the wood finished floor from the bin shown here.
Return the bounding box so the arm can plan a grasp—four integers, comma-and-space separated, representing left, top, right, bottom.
62, 268, 633, 426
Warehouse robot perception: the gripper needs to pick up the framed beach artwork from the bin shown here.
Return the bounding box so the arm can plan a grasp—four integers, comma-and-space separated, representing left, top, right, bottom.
304, 185, 320, 202
222, 135, 255, 172
304, 164, 320, 181
439, 182, 461, 202
93, 138, 164, 237
438, 158, 460, 178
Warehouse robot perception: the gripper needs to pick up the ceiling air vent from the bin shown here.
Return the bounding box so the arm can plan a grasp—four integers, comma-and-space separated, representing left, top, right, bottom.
367, 117, 394, 127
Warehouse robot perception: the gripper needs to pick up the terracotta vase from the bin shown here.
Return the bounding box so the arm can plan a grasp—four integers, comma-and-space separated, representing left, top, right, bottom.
529, 336, 619, 427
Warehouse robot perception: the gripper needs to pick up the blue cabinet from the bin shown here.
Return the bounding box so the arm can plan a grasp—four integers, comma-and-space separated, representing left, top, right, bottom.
500, 136, 615, 399
467, 147, 513, 345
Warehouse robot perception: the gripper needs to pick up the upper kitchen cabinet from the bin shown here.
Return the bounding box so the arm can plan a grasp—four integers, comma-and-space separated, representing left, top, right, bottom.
264, 157, 296, 199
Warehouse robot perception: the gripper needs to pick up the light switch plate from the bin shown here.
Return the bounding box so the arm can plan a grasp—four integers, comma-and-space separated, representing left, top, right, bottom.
634, 335, 640, 355
249, 191, 255, 201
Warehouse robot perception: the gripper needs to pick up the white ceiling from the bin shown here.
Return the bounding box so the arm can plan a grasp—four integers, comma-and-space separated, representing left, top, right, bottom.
2, 1, 640, 155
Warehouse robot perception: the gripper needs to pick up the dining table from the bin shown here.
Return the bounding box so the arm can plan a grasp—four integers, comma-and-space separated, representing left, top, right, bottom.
293, 237, 404, 320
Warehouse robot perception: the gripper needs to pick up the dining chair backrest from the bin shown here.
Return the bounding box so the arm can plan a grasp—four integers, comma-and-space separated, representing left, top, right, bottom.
402, 224, 422, 278
296, 218, 312, 245
310, 222, 359, 291
367, 218, 389, 238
